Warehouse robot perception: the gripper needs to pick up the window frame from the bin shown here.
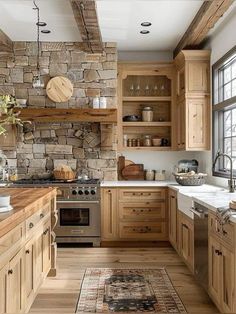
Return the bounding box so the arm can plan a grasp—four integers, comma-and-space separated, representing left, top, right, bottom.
212, 45, 236, 178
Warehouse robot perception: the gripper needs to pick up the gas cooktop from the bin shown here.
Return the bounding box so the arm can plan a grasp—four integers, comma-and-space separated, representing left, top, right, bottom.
13, 178, 100, 185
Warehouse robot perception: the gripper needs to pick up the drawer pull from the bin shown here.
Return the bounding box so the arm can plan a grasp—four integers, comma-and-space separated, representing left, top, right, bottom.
43, 228, 49, 235
40, 213, 45, 219
26, 249, 30, 254
222, 229, 228, 236
8, 269, 13, 275
29, 222, 34, 229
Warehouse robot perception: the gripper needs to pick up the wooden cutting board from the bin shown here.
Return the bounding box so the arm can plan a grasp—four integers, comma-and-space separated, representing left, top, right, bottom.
121, 164, 144, 180
46, 76, 73, 103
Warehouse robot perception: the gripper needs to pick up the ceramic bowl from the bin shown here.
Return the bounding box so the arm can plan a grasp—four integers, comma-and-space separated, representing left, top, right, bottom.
152, 138, 162, 146
0, 195, 10, 207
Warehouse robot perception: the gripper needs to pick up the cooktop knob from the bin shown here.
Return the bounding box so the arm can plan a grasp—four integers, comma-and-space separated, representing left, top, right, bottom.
78, 190, 83, 195
72, 190, 77, 195
84, 190, 90, 195
91, 189, 96, 195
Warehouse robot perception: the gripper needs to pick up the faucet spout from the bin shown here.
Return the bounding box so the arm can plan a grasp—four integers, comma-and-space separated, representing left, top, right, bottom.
213, 151, 235, 193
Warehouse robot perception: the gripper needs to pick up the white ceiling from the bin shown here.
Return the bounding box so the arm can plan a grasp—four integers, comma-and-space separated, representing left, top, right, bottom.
96, 0, 204, 51
0, 0, 81, 42
0, 0, 207, 51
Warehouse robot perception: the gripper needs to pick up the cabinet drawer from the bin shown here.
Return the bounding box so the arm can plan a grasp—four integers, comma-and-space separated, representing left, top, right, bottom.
0, 223, 25, 256
119, 202, 166, 221
119, 222, 167, 240
26, 204, 50, 237
119, 188, 166, 202
209, 213, 234, 247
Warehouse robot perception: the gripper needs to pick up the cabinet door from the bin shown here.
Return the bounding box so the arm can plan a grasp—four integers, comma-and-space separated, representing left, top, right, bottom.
187, 97, 210, 150
0, 264, 7, 314
25, 239, 35, 308
101, 188, 118, 240
187, 61, 209, 93
208, 236, 221, 303
176, 100, 186, 150
0, 125, 16, 150
6, 248, 24, 314
168, 190, 178, 249
221, 245, 235, 313
178, 213, 194, 271
34, 233, 43, 291
42, 219, 51, 276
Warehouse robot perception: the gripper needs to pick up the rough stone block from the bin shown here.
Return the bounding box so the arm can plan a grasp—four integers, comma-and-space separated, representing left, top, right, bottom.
23, 72, 33, 83
86, 88, 100, 97
73, 88, 86, 98
33, 144, 45, 154
84, 69, 99, 82
73, 148, 84, 158
51, 51, 70, 63
10, 68, 24, 83
102, 62, 117, 70
28, 96, 45, 107
106, 53, 117, 62
67, 137, 83, 147
71, 51, 86, 63
15, 56, 28, 66
17, 143, 33, 154
46, 144, 72, 154
98, 70, 116, 80
49, 63, 67, 76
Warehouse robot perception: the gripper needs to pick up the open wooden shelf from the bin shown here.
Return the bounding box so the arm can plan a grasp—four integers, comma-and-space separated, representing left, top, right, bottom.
122, 96, 171, 102
18, 108, 117, 123
122, 121, 171, 127
120, 146, 172, 151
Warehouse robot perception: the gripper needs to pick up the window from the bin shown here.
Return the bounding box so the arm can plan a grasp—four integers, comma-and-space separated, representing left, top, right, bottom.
213, 46, 236, 177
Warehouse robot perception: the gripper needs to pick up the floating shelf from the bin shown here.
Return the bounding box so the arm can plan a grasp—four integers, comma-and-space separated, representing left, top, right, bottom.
18, 108, 117, 123
122, 121, 171, 127
122, 96, 171, 102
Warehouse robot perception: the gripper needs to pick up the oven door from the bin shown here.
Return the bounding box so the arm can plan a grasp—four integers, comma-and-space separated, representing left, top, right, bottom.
55, 201, 100, 237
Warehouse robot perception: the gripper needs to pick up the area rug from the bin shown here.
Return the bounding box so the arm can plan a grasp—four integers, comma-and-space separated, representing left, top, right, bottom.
76, 268, 187, 313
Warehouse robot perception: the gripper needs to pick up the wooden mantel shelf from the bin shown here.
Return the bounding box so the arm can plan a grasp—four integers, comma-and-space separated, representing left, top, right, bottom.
18, 108, 117, 123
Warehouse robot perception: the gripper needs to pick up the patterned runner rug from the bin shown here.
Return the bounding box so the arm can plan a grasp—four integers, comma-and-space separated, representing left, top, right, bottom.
76, 268, 187, 313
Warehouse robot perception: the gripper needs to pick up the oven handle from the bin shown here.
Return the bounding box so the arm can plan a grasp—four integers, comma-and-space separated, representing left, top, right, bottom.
57, 200, 100, 204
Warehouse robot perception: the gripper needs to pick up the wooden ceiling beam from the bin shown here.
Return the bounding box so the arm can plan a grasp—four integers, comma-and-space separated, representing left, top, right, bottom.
0, 29, 13, 53
70, 0, 103, 53
174, 0, 234, 58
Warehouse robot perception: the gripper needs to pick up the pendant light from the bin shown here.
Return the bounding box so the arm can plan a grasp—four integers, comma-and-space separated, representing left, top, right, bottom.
32, 1, 50, 89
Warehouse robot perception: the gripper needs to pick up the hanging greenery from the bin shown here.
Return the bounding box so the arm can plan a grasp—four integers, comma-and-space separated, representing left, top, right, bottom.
0, 95, 25, 135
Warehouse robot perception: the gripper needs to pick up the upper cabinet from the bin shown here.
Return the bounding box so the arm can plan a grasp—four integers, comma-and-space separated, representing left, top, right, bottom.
174, 50, 211, 151
118, 63, 175, 151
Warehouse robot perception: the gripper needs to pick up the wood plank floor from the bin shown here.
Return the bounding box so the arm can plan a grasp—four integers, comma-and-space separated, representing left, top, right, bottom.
29, 247, 218, 314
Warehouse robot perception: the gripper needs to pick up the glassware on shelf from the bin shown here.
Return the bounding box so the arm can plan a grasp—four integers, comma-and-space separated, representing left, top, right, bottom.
145, 169, 155, 181
129, 84, 134, 96
143, 135, 152, 147
153, 85, 158, 96
123, 134, 128, 147
142, 106, 153, 122
135, 84, 140, 96
145, 84, 150, 96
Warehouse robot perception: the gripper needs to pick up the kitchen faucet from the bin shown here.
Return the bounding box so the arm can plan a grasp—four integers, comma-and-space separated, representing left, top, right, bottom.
213, 150, 235, 193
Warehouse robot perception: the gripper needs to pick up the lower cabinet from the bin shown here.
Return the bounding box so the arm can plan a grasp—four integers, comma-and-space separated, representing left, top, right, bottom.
209, 217, 236, 314
168, 189, 178, 250
177, 211, 194, 272
0, 215, 52, 314
101, 187, 168, 242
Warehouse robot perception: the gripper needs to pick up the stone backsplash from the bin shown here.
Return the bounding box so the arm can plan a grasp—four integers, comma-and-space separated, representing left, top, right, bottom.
0, 41, 118, 180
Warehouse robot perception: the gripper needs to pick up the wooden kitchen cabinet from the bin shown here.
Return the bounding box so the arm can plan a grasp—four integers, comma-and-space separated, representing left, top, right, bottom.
168, 189, 178, 250
208, 212, 236, 313
6, 248, 25, 314
42, 220, 51, 275
25, 238, 35, 308
101, 188, 118, 241
174, 50, 211, 151
0, 264, 8, 314
178, 211, 194, 272
101, 187, 168, 242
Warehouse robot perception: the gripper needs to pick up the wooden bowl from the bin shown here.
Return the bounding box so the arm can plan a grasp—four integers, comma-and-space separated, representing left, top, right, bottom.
152, 138, 162, 146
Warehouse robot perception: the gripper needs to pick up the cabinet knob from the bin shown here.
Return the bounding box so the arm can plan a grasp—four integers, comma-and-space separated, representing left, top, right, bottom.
8, 269, 13, 275
40, 213, 45, 219
29, 222, 34, 229
26, 249, 30, 254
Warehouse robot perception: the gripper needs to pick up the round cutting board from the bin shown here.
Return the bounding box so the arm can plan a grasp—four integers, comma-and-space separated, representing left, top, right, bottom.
46, 76, 73, 103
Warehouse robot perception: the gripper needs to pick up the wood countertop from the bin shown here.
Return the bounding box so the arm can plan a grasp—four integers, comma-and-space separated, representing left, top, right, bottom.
0, 187, 57, 237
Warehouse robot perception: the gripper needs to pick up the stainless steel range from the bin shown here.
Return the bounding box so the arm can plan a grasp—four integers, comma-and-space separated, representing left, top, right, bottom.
13, 178, 101, 246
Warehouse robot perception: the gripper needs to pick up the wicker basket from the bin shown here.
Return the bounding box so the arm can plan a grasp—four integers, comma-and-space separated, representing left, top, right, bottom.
53, 169, 75, 181
174, 174, 207, 186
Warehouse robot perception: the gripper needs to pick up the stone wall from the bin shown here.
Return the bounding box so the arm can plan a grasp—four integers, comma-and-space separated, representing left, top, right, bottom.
0, 42, 118, 180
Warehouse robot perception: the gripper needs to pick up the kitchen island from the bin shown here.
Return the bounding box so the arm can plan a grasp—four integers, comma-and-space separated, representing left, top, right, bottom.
0, 187, 57, 314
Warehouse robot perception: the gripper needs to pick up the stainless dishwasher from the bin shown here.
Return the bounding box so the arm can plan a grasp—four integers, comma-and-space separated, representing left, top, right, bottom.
190, 202, 209, 291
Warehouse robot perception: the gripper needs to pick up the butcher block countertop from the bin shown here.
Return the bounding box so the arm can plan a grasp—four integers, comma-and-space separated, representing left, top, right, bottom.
0, 187, 57, 238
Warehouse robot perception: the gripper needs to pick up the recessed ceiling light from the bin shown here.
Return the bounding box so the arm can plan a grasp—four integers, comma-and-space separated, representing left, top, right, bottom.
140, 30, 150, 34
36, 22, 47, 27
141, 22, 152, 27
41, 30, 51, 34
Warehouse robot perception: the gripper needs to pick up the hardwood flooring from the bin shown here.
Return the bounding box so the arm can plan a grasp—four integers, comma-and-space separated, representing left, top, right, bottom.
29, 247, 218, 314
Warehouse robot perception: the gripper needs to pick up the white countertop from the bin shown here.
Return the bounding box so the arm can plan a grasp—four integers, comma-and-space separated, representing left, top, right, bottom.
101, 180, 236, 223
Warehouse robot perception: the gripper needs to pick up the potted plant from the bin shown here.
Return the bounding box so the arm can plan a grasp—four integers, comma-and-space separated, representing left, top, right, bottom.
0, 95, 25, 135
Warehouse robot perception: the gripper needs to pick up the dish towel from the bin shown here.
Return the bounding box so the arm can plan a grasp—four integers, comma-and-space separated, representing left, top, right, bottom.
216, 207, 232, 226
